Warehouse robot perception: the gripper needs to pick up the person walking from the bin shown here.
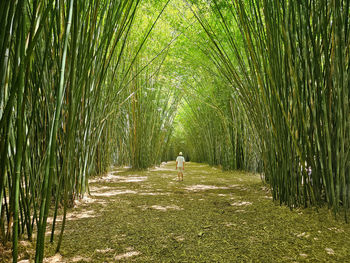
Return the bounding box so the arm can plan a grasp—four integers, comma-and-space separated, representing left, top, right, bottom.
176, 152, 185, 181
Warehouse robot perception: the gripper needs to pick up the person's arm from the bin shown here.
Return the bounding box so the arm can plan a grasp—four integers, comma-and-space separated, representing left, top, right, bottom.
176, 161, 178, 169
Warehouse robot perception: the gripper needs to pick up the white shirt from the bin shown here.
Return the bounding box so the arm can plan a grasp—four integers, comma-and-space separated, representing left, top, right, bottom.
176, 156, 185, 167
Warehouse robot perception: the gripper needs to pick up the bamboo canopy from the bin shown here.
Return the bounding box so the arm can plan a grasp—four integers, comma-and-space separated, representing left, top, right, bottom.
0, 0, 349, 262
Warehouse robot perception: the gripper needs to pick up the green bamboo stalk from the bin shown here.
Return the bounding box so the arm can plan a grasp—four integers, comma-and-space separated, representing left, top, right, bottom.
12, 1, 26, 261
187, 0, 349, 217
35, 1, 74, 262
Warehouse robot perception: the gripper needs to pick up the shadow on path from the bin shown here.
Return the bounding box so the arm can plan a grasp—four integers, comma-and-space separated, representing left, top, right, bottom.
41, 162, 350, 263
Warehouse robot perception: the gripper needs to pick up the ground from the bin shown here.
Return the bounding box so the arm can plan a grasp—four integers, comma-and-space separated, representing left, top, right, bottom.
3, 162, 350, 262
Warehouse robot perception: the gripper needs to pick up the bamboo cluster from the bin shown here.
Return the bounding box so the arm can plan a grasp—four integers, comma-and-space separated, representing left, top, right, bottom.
191, 0, 350, 219
171, 76, 260, 171
0, 0, 178, 261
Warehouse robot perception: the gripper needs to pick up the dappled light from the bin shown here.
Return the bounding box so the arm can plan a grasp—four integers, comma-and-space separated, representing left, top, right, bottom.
95, 248, 114, 254
66, 211, 97, 221
89, 174, 148, 184
138, 192, 171, 196
43, 254, 63, 263
138, 205, 184, 211
150, 165, 177, 172
2, 162, 350, 262
184, 184, 231, 191
114, 251, 141, 260
231, 201, 252, 207
92, 190, 138, 197
1, 0, 349, 262
69, 256, 92, 262
74, 196, 108, 207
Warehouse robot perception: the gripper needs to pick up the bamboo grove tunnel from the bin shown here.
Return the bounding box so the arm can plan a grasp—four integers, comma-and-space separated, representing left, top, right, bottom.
0, 0, 350, 262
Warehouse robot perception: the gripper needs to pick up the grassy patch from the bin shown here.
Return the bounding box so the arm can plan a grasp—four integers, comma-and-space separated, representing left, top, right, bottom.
4, 162, 350, 262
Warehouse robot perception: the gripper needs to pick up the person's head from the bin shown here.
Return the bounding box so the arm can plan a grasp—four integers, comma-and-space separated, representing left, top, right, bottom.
179, 152, 183, 156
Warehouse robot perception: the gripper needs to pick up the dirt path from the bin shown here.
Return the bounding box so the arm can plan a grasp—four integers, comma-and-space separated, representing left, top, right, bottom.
38, 162, 350, 262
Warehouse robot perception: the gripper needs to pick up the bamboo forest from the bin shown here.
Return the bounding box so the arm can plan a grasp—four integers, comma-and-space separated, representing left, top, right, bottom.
1, 0, 350, 262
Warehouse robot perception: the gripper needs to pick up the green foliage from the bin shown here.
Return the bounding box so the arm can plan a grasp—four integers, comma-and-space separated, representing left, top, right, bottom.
161, 4, 260, 171
1, 0, 349, 261
0, 0, 177, 261
191, 0, 350, 219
